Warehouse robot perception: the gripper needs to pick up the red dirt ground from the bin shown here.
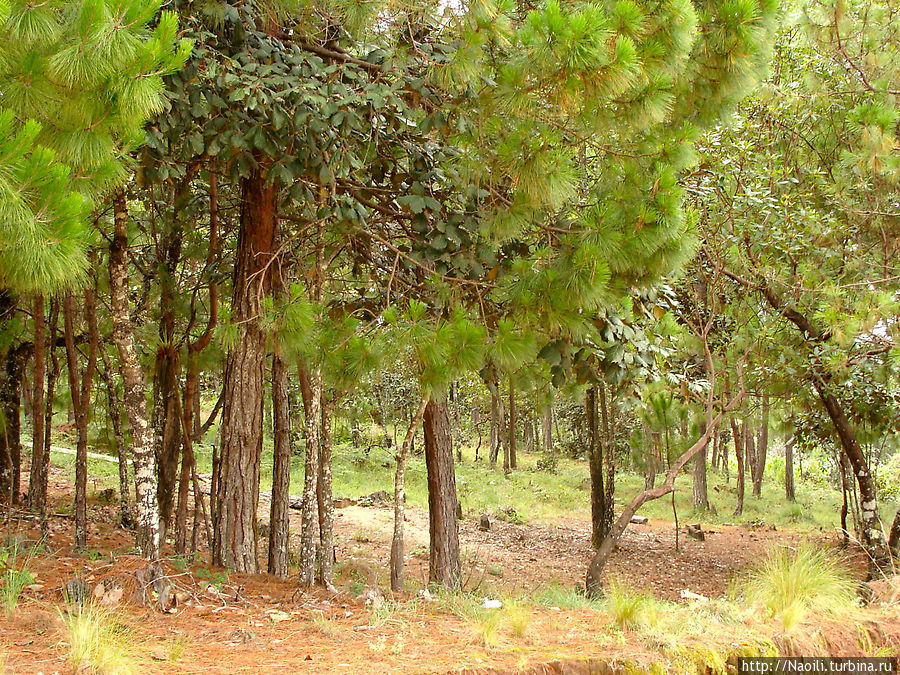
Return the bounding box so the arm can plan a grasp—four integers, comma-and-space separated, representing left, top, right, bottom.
1, 463, 897, 674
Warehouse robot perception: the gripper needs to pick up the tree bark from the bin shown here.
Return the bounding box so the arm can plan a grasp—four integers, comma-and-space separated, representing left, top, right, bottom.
752, 394, 769, 497
110, 190, 161, 560
586, 385, 607, 548
268, 354, 292, 578
693, 417, 709, 511
784, 433, 796, 502
423, 398, 461, 589
731, 417, 745, 517
63, 288, 96, 550
41, 300, 60, 527
888, 508, 900, 559
316, 399, 336, 589
507, 379, 516, 471
298, 363, 322, 586
489, 381, 504, 467
100, 350, 135, 530
391, 395, 429, 592
212, 167, 277, 572
542, 401, 553, 455
27, 294, 47, 517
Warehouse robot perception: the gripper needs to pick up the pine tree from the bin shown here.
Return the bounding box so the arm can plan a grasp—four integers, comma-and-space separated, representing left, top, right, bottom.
0, 0, 190, 549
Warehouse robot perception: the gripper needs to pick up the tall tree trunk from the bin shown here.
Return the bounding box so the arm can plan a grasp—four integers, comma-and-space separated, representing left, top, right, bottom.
391, 395, 429, 592
752, 394, 769, 497
41, 300, 60, 527
523, 416, 534, 453
100, 350, 135, 530
110, 190, 161, 560
316, 399, 336, 589
1, 343, 29, 505
813, 380, 890, 571
840, 453, 851, 547
0, 292, 18, 504
599, 384, 615, 536
27, 294, 47, 516
298, 363, 321, 586
784, 433, 796, 502
542, 401, 553, 455
423, 398, 460, 589
212, 167, 277, 572
731, 417, 745, 517
268, 354, 292, 578
507, 378, 516, 471
63, 287, 96, 550
645, 430, 659, 490
692, 417, 709, 511
489, 381, 503, 467
586, 385, 606, 548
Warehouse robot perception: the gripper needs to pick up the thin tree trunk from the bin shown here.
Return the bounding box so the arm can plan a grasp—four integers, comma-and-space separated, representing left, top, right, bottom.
41, 300, 60, 530
507, 378, 516, 471
752, 394, 769, 497
599, 384, 615, 536
730, 417, 745, 517
542, 401, 553, 455
489, 381, 503, 467
424, 398, 461, 589
268, 354, 292, 578
63, 289, 96, 550
693, 417, 709, 511
888, 508, 900, 559
840, 453, 851, 547
27, 294, 47, 516
100, 350, 135, 529
586, 385, 606, 548
391, 395, 429, 592
110, 190, 161, 560
298, 363, 321, 586
316, 399, 336, 589
784, 434, 796, 502
813, 380, 891, 570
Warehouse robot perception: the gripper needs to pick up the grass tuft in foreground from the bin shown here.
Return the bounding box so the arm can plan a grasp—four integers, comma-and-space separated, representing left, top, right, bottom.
61, 603, 139, 675
742, 544, 858, 631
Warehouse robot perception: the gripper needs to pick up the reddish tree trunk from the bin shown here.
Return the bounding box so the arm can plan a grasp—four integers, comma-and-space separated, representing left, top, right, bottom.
213, 166, 277, 572
424, 398, 461, 589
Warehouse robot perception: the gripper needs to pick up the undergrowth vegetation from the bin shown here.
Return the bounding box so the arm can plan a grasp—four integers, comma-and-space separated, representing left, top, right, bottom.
741, 545, 859, 631
61, 604, 140, 675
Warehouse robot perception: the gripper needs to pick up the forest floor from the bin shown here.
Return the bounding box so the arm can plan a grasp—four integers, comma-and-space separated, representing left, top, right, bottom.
2, 452, 899, 673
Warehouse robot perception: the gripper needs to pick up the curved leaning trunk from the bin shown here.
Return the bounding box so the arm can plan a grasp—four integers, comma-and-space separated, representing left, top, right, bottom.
110, 190, 161, 560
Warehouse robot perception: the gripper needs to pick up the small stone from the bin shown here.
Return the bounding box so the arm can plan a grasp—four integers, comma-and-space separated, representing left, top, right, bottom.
630, 515, 649, 525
